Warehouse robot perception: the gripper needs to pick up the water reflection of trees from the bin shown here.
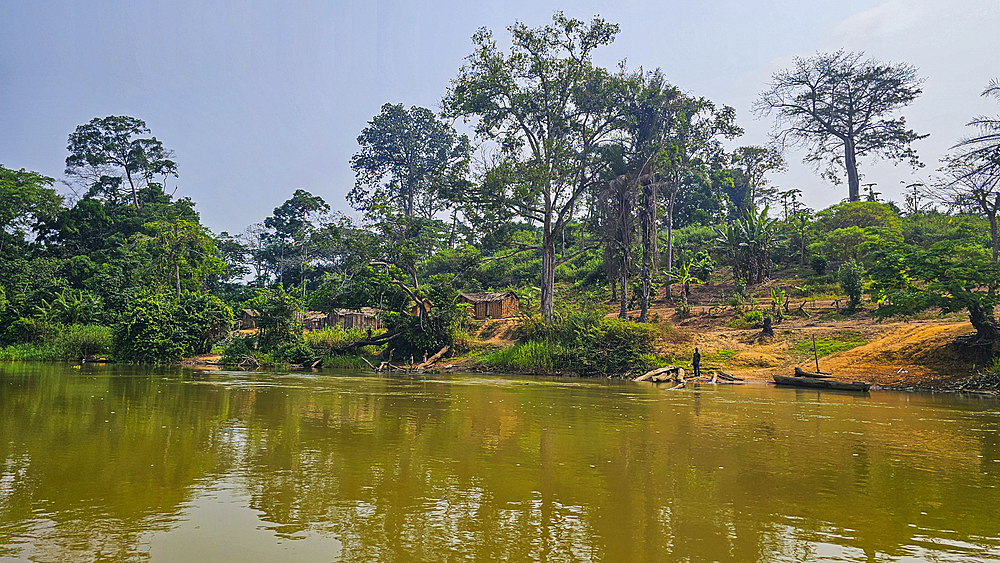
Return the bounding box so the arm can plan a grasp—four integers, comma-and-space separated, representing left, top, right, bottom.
0, 364, 998, 562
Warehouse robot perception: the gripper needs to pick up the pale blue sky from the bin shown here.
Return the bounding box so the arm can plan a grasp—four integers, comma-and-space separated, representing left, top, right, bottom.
2, 0, 997, 233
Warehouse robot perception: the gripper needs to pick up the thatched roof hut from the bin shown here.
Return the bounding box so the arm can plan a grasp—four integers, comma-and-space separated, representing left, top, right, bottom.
240, 309, 259, 329
458, 291, 519, 320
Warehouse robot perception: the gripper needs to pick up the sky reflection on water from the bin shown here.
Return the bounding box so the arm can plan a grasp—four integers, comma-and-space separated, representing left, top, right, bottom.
0, 363, 998, 562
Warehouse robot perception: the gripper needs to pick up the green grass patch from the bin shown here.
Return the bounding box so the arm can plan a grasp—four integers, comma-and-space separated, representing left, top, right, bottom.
0, 341, 62, 361
706, 349, 737, 363
793, 331, 867, 357
480, 340, 569, 374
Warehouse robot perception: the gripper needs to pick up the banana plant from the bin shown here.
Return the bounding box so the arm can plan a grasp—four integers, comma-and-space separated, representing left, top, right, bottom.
713, 205, 780, 285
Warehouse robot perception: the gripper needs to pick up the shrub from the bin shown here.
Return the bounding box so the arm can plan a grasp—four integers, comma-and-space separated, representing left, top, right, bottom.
245, 288, 302, 351
0, 342, 61, 361
511, 310, 657, 377
810, 255, 828, 275
221, 334, 257, 365
57, 324, 112, 359
689, 252, 716, 283
838, 260, 864, 311
274, 339, 318, 365
561, 319, 657, 377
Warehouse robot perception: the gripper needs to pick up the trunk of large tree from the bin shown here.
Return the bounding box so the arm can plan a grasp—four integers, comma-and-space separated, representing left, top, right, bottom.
619, 267, 628, 319
175, 263, 181, 299
989, 211, 998, 263
845, 139, 861, 202
540, 231, 556, 322
968, 302, 1000, 343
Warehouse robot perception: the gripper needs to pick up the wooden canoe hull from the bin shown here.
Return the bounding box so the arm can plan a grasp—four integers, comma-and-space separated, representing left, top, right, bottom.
773, 374, 871, 392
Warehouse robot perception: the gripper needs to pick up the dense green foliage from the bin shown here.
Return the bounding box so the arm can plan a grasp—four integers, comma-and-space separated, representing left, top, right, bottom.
3, 17, 997, 367
112, 293, 233, 363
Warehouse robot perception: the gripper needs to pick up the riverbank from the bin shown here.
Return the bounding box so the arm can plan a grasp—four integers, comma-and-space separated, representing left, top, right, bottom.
171, 284, 997, 393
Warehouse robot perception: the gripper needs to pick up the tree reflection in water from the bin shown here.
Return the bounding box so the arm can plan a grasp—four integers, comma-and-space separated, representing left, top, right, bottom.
0, 363, 998, 562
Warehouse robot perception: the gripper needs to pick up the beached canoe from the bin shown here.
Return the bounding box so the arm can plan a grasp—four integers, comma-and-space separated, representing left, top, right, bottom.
773, 374, 871, 392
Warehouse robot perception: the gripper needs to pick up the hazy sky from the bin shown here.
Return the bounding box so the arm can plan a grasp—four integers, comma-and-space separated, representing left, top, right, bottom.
2, 0, 998, 234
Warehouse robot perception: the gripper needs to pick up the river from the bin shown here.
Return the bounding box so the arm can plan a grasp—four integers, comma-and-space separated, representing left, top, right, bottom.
0, 362, 998, 562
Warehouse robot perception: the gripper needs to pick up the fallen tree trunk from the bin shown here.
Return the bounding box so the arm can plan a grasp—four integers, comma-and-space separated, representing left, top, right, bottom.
635, 365, 685, 383
417, 346, 449, 369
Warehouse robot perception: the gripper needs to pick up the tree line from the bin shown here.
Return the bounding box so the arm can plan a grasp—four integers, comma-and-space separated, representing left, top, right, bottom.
2, 12, 999, 364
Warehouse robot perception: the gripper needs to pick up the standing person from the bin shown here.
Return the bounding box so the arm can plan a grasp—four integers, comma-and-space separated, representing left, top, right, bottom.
692, 347, 701, 378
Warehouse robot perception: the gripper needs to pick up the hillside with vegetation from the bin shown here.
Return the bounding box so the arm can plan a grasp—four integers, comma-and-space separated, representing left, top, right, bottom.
3, 14, 999, 391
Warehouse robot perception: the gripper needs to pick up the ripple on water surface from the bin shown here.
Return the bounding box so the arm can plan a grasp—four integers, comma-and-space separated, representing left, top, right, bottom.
0, 364, 998, 561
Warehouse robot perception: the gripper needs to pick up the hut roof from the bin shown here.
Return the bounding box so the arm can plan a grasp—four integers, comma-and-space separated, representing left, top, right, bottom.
241, 309, 259, 317
459, 291, 518, 303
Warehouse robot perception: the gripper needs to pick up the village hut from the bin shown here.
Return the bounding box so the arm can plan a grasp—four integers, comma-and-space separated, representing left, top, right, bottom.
302, 310, 331, 330
335, 308, 383, 330
459, 291, 519, 320
240, 309, 259, 329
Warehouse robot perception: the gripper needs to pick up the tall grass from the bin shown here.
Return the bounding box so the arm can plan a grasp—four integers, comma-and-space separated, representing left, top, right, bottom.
480, 340, 569, 373
0, 324, 111, 361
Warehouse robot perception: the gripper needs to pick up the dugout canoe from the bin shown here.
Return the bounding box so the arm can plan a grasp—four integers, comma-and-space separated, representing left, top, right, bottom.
772, 374, 871, 392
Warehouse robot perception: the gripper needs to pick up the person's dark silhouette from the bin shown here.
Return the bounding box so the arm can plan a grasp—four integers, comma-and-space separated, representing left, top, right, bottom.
692, 347, 702, 378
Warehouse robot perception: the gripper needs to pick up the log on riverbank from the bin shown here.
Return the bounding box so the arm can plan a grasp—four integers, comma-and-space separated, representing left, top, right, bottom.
635, 365, 685, 383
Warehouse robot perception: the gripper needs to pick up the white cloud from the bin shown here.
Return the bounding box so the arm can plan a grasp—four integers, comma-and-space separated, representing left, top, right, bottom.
830, 0, 924, 40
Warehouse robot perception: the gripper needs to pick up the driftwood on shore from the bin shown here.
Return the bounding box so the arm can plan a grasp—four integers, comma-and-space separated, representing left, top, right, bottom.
635, 365, 685, 382
367, 345, 450, 374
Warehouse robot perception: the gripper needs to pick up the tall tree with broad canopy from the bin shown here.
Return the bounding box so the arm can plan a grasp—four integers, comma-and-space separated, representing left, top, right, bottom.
443, 12, 624, 321
612, 70, 678, 321
65, 116, 177, 211
0, 165, 61, 255
755, 51, 926, 202
135, 219, 226, 298
350, 104, 471, 219
941, 79, 1000, 262
729, 145, 786, 212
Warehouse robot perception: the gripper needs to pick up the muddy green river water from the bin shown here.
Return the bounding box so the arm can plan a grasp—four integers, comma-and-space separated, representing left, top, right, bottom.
0, 362, 998, 562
